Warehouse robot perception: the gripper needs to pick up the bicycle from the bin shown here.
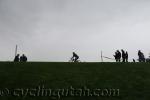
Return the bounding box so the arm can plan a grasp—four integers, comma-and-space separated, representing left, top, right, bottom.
69, 57, 81, 62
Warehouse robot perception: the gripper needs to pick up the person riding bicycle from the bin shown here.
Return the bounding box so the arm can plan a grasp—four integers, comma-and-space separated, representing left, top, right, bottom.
72, 52, 79, 62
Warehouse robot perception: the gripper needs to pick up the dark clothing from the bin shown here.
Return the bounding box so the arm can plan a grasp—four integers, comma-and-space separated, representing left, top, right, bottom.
72, 52, 79, 62
114, 50, 121, 62
121, 50, 126, 62
14, 55, 20, 62
117, 51, 121, 62
125, 52, 128, 62
74, 56, 79, 62
73, 53, 79, 58
138, 51, 145, 62
23, 56, 27, 62
114, 52, 118, 62
20, 55, 27, 62
20, 56, 23, 62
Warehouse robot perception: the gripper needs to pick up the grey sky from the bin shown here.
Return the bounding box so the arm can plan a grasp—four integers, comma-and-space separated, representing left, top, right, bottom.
0, 0, 150, 62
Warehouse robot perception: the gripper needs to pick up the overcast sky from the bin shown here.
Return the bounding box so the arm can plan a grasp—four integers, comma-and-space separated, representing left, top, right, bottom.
0, 0, 150, 62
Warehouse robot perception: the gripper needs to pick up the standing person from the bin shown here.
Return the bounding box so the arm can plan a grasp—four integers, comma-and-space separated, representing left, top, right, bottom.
72, 52, 79, 62
121, 49, 126, 62
125, 51, 128, 62
23, 54, 27, 62
138, 50, 145, 62
20, 54, 23, 62
14, 54, 20, 62
114, 51, 118, 62
20, 54, 27, 62
114, 50, 121, 62
138, 50, 141, 62
117, 50, 121, 62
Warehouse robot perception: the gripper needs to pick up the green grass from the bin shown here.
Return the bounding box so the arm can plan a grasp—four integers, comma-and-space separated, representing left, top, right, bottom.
0, 62, 150, 100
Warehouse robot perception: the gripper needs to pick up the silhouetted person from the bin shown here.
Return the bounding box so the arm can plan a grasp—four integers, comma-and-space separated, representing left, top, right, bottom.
14, 54, 20, 62
114, 50, 121, 62
114, 51, 118, 62
138, 50, 145, 62
20, 54, 27, 62
121, 49, 126, 62
72, 52, 79, 62
23, 54, 27, 62
125, 51, 128, 62
117, 50, 121, 62
20, 55, 23, 62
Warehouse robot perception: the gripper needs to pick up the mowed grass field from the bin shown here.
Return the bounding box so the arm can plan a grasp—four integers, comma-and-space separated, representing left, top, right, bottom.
0, 62, 150, 100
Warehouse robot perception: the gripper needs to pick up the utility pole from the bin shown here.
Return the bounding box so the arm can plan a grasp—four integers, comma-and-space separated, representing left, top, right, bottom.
15, 45, 18, 57
101, 51, 103, 62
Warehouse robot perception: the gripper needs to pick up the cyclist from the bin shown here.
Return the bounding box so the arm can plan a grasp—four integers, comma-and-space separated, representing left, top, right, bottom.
71, 52, 79, 62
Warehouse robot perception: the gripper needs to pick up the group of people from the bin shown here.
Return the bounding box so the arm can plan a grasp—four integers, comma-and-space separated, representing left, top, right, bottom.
114, 49, 128, 62
72, 50, 147, 63
113, 50, 150, 62
14, 54, 27, 62
12, 51, 149, 63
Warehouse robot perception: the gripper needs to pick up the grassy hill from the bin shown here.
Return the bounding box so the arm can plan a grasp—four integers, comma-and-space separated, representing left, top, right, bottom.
0, 62, 150, 100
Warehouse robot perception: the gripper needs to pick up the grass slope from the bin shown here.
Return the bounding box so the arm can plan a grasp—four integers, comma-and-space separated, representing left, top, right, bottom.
0, 62, 150, 100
